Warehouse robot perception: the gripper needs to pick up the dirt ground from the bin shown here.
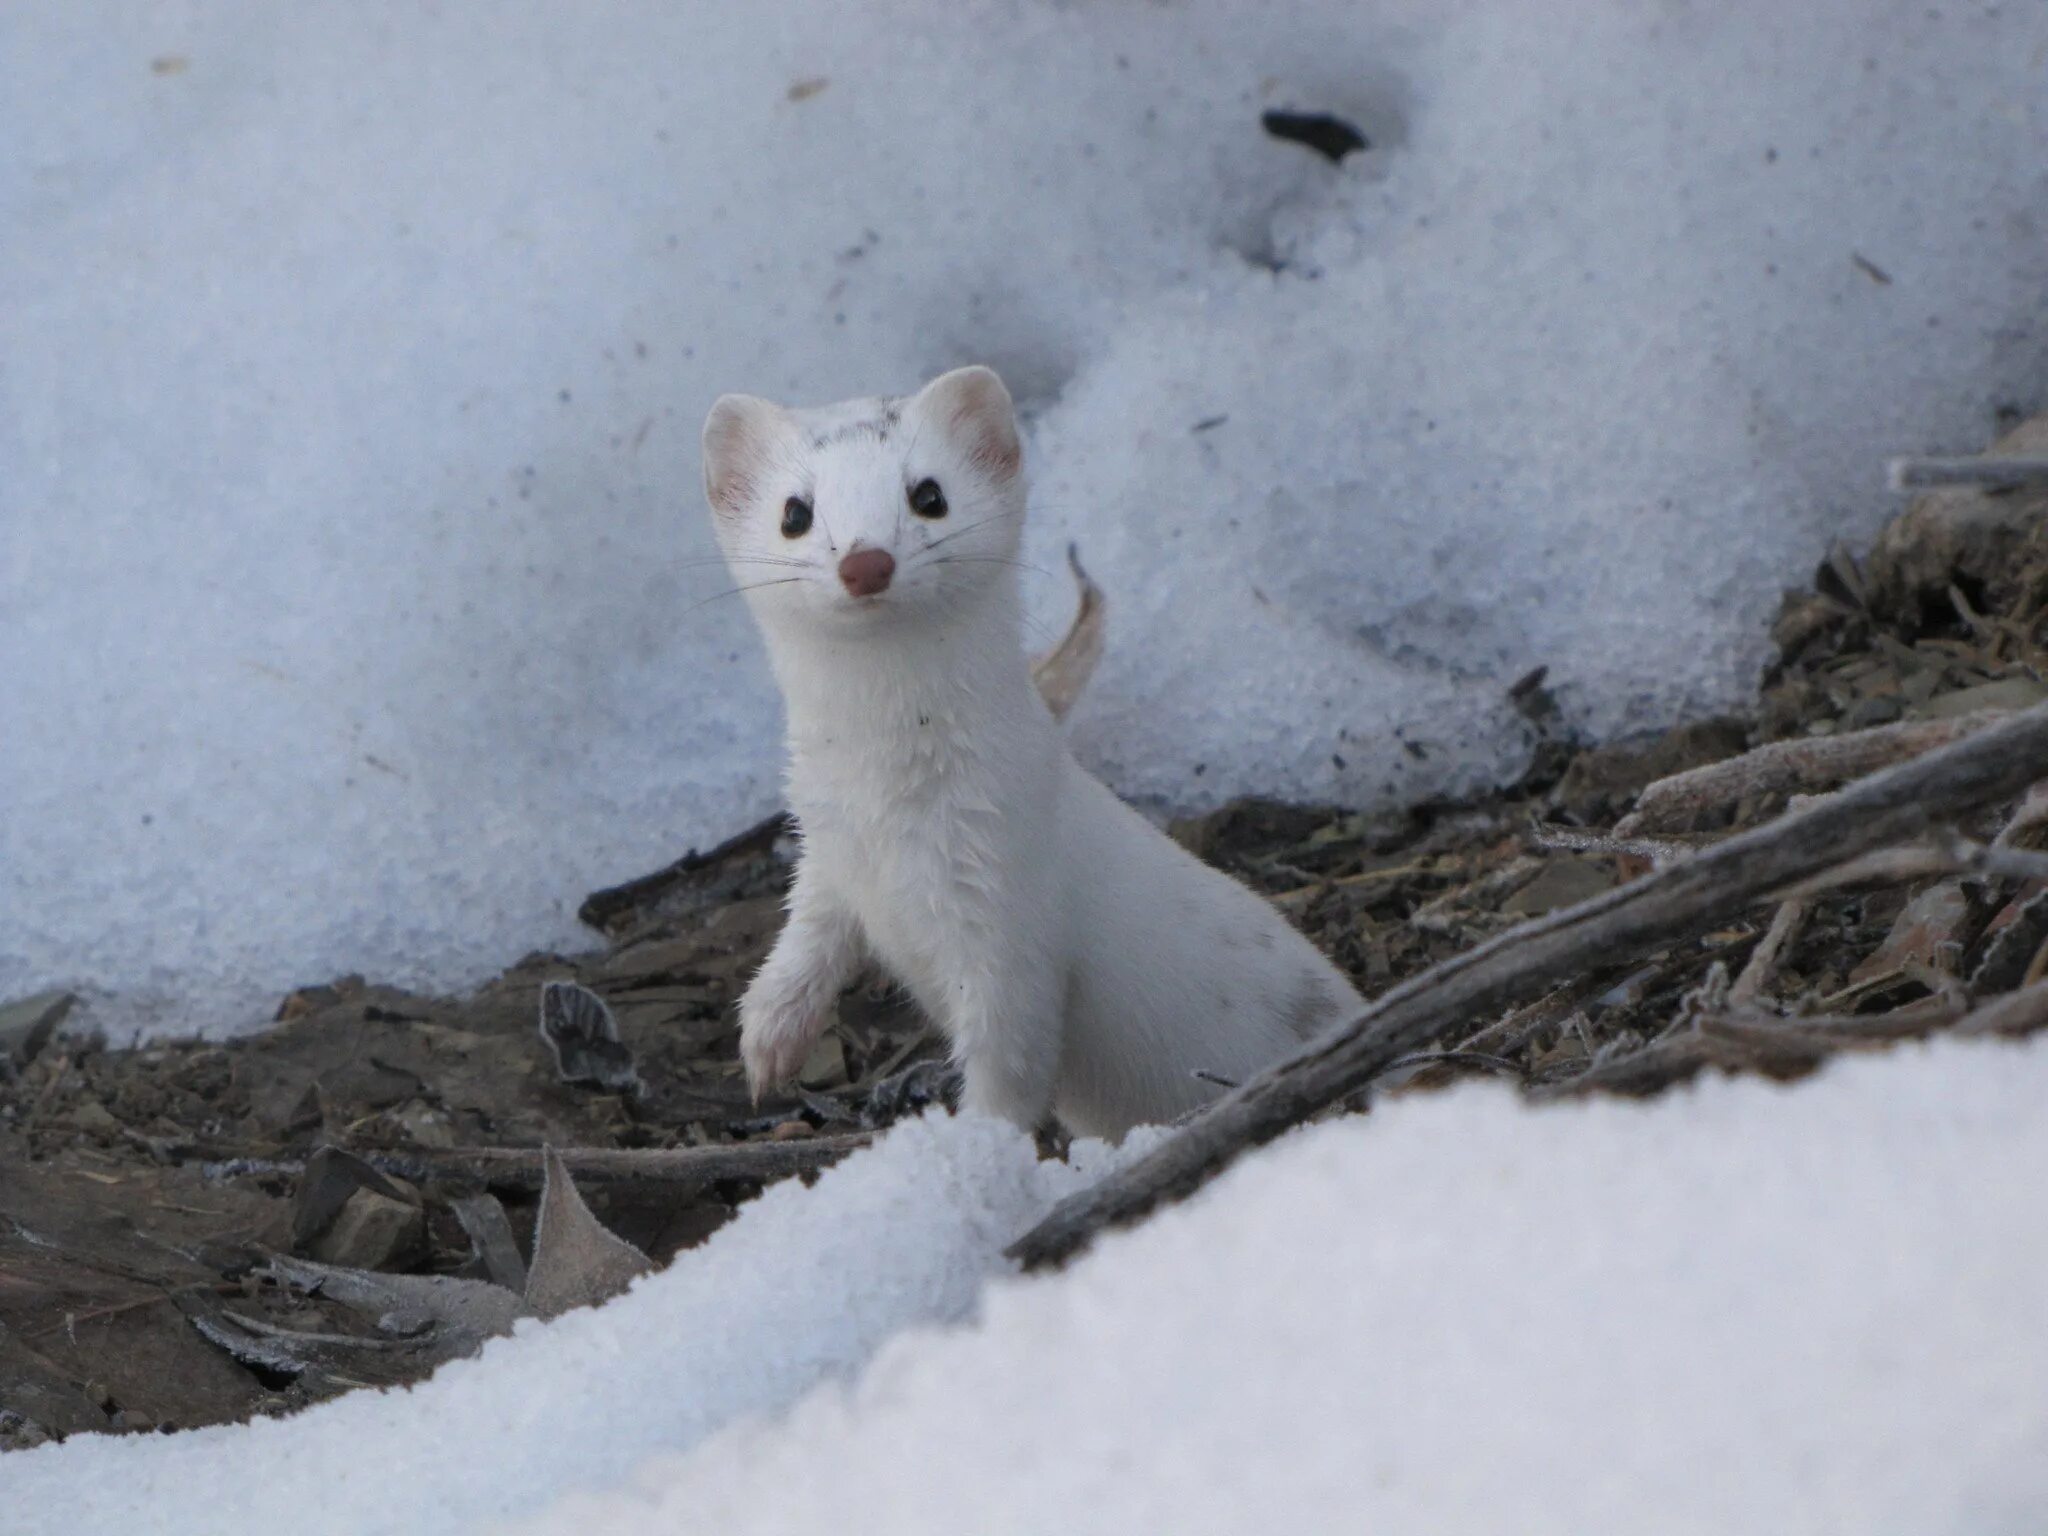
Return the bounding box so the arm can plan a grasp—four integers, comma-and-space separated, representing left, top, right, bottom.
5, 428, 2046, 1448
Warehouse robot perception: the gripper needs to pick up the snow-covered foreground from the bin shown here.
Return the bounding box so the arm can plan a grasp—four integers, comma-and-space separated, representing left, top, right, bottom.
6, 2, 2047, 1032
15, 1041, 2046, 1535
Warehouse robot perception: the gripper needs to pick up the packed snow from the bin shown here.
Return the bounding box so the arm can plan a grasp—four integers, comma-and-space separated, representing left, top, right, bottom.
12, 1041, 2046, 1534
4, 1, 2045, 1031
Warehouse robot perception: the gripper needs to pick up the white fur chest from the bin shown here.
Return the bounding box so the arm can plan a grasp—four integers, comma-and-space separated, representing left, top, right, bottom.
783, 669, 1058, 1014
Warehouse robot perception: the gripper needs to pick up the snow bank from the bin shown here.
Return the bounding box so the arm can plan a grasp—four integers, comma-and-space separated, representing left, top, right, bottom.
516, 1043, 2048, 1536
5, 1, 2046, 1026
5, 1113, 1133, 1533
15, 1042, 2046, 1534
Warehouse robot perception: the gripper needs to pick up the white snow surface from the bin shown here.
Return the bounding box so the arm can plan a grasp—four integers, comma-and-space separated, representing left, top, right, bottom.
5, 1, 2047, 1024
14, 1041, 2048, 1534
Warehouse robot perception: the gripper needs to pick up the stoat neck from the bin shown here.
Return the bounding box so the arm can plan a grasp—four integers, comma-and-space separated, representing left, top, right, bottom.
763, 581, 1040, 752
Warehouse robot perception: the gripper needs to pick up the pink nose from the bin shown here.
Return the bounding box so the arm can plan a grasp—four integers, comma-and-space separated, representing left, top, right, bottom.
838, 547, 896, 597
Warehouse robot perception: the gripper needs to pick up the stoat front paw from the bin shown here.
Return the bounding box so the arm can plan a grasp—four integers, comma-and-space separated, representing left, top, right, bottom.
737, 989, 825, 1103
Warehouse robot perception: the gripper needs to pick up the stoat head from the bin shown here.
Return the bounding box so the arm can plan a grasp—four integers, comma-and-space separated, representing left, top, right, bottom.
700, 366, 1026, 632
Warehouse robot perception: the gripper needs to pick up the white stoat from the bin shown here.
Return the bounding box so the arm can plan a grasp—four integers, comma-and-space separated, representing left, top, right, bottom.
700, 365, 1364, 1140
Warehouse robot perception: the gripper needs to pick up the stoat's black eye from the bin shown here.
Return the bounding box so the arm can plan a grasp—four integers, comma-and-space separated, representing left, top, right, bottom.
780, 495, 814, 538
908, 478, 947, 520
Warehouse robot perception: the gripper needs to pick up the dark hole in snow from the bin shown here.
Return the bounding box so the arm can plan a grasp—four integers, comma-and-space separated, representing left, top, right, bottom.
1260, 109, 1368, 162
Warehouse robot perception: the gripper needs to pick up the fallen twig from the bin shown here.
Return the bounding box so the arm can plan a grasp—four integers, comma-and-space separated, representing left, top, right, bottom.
1531, 996, 1967, 1100
1772, 836, 2048, 902
1952, 979, 2048, 1036
1408, 856, 1544, 936
1886, 455, 2048, 491
1009, 702, 2048, 1272
1390, 977, 1609, 1092
27, 1282, 240, 1340
1528, 824, 1705, 866
1992, 782, 2048, 850
1705, 996, 1965, 1046
1615, 711, 2013, 836
1728, 899, 1806, 1007
357, 1135, 870, 1196
1384, 1049, 1525, 1080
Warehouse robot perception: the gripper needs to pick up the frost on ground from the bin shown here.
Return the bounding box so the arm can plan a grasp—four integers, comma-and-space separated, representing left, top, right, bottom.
13, 1041, 2045, 1535
5, 1, 2046, 1030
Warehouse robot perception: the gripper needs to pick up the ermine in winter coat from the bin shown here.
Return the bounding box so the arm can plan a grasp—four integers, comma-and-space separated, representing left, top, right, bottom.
701, 365, 1364, 1140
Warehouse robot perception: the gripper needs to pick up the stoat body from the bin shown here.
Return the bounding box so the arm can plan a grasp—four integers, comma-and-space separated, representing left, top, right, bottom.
700, 366, 1364, 1140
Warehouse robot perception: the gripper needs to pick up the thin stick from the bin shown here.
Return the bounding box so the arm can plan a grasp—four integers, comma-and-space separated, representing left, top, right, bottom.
357, 1134, 870, 1195
1773, 837, 2048, 900
1729, 898, 1806, 1007
1009, 702, 2048, 1272
1384, 1049, 1525, 1079
1528, 824, 1705, 865
1769, 842, 1957, 899
1389, 977, 1607, 1092
26, 1282, 239, 1339
1887, 456, 2048, 492
1531, 996, 1967, 1100
1703, 997, 1964, 1045
1992, 782, 2048, 851
1409, 857, 1544, 936
1952, 979, 2048, 1037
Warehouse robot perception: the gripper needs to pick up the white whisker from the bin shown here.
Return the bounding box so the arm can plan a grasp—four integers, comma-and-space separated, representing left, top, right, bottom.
927, 555, 1059, 580
917, 507, 1026, 554
676, 554, 815, 572
683, 576, 810, 617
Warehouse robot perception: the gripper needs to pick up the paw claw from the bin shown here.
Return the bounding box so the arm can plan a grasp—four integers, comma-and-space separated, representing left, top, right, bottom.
739, 999, 819, 1103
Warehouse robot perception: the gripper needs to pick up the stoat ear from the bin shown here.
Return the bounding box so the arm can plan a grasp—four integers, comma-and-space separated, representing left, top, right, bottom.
917, 366, 1021, 481
702, 394, 787, 518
